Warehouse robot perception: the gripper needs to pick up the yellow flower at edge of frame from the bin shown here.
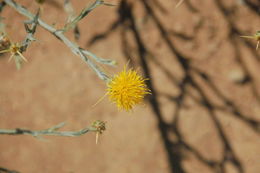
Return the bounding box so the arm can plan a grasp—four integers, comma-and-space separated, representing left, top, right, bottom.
106, 66, 151, 111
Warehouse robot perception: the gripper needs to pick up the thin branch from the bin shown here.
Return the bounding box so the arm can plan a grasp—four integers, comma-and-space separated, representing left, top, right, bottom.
4, 0, 112, 81
20, 9, 40, 53
63, 0, 104, 32
0, 122, 97, 137
62, 0, 115, 38
64, 0, 76, 23
81, 48, 117, 66
64, 0, 80, 40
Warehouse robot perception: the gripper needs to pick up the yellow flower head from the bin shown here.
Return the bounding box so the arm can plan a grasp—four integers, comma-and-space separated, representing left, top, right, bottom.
106, 66, 150, 111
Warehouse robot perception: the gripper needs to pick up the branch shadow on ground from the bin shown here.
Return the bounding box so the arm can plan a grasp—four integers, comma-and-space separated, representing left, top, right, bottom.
87, 0, 260, 173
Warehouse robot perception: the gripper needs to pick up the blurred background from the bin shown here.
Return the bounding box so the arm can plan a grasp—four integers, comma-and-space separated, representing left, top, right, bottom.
0, 0, 259, 172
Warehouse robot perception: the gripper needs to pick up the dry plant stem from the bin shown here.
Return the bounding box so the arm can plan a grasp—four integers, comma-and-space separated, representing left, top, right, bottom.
63, 0, 104, 32
81, 49, 116, 66
0, 122, 96, 137
20, 9, 39, 52
4, 0, 110, 81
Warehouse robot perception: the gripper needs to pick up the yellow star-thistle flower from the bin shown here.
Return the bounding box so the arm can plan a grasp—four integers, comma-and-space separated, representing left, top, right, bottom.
106, 66, 150, 111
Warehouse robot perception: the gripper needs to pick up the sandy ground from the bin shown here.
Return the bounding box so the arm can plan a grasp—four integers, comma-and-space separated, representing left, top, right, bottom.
0, 0, 260, 173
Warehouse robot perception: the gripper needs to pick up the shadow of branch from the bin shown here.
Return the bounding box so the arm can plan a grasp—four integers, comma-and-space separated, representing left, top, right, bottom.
87, 0, 260, 172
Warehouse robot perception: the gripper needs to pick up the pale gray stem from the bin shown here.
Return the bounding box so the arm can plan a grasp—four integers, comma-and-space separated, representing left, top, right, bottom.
4, 0, 110, 81
0, 122, 96, 137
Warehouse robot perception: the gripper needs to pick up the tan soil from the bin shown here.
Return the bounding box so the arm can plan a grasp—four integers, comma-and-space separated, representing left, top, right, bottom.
0, 0, 260, 173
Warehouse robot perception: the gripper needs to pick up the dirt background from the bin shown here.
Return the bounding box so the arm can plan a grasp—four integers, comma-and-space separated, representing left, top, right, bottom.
0, 0, 260, 173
